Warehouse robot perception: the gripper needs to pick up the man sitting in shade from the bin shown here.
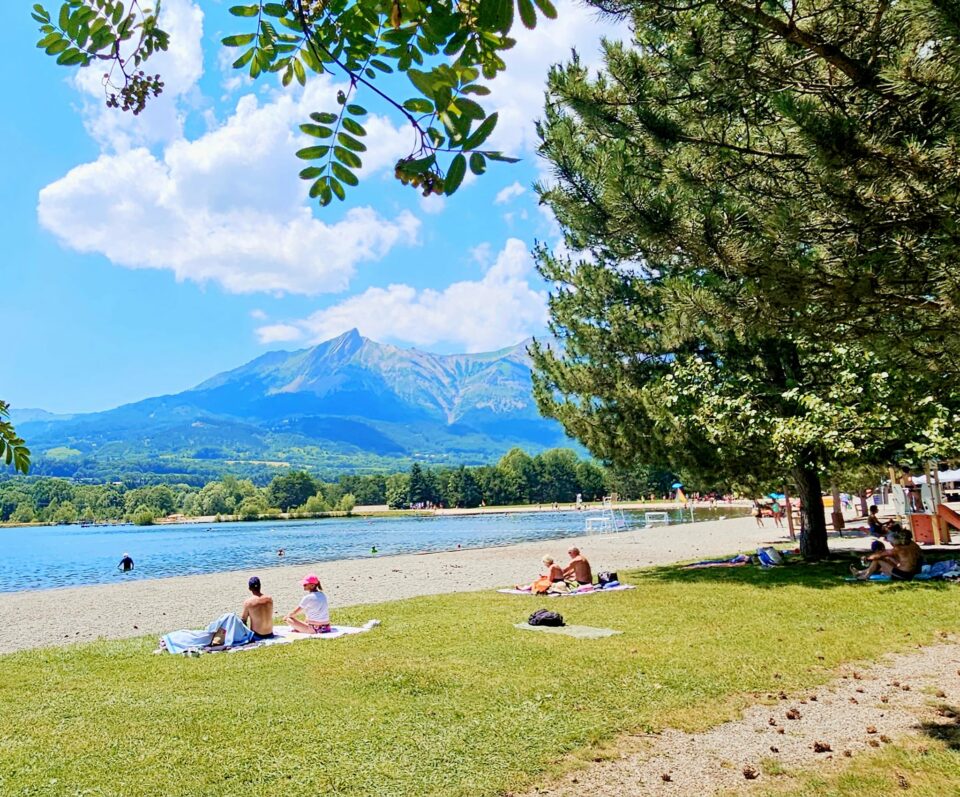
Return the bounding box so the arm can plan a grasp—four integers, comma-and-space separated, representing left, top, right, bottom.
563, 547, 593, 586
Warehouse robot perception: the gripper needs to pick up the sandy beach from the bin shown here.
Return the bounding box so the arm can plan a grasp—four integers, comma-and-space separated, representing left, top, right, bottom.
0, 515, 869, 656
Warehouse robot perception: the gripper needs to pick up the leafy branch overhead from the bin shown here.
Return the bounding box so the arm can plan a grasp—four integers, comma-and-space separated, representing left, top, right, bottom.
0, 402, 30, 475
32, 0, 549, 203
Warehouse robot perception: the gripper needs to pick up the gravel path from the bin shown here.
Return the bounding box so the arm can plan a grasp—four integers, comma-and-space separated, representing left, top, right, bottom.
520, 639, 960, 797
0, 514, 829, 655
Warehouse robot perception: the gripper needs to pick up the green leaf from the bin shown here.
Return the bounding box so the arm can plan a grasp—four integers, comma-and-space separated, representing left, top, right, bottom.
310, 111, 338, 124
337, 132, 367, 152
293, 58, 306, 86
309, 177, 328, 200
462, 112, 498, 150
533, 0, 557, 19
222, 33, 255, 47
346, 104, 367, 116
445, 154, 467, 195
407, 68, 436, 98
334, 147, 362, 169
58, 3, 70, 31
230, 4, 259, 15
455, 97, 486, 121
332, 162, 359, 187
329, 176, 346, 201
462, 84, 491, 97
403, 98, 434, 114
478, 0, 513, 33
232, 48, 255, 68
469, 152, 487, 175
45, 38, 69, 54
263, 2, 288, 17
37, 32, 61, 48
485, 151, 520, 163
341, 118, 366, 137
300, 124, 333, 138
369, 59, 393, 73
300, 165, 325, 178
296, 145, 331, 159
517, 0, 537, 29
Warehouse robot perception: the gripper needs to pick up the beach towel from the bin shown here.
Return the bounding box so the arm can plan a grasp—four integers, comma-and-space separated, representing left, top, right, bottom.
497, 584, 635, 597
161, 612, 254, 655
514, 623, 622, 639
683, 554, 750, 570
158, 619, 380, 655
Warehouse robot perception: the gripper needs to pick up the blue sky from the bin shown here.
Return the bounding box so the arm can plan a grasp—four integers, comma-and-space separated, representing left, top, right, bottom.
4, 1, 613, 413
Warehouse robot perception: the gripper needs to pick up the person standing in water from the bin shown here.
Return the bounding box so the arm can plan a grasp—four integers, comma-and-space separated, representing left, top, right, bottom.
117, 553, 134, 572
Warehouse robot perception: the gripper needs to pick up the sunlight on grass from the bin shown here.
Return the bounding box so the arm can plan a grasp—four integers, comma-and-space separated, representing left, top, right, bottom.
1, 558, 958, 796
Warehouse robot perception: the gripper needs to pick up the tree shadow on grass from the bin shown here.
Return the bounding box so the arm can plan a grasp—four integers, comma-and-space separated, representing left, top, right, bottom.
631, 551, 960, 591
919, 706, 960, 750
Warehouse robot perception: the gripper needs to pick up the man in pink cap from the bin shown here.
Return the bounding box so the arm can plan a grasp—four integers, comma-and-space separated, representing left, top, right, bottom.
285, 573, 332, 634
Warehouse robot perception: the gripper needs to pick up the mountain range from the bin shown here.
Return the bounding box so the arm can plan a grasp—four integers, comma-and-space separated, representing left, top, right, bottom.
14, 330, 572, 482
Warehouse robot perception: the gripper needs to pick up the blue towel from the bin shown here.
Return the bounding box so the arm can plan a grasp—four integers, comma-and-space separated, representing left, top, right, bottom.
162, 612, 254, 655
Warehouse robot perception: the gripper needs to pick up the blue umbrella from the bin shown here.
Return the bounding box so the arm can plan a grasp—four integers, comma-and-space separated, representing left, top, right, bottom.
768, 492, 785, 500
671, 482, 683, 489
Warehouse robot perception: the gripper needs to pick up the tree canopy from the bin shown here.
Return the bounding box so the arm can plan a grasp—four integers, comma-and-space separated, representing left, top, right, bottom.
30, 0, 562, 203
531, 0, 960, 558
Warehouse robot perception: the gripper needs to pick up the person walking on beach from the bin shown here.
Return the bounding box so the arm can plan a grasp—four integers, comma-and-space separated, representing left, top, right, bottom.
752, 501, 765, 527
241, 576, 274, 639
117, 553, 134, 572
770, 498, 783, 528
285, 574, 332, 634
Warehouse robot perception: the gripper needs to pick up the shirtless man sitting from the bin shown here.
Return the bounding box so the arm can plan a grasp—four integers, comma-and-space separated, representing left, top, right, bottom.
563, 547, 593, 585
850, 526, 923, 581
241, 576, 275, 639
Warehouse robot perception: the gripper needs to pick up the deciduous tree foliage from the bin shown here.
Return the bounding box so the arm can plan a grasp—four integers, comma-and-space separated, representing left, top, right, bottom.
531, 0, 960, 559
0, 402, 30, 474
31, 0, 555, 202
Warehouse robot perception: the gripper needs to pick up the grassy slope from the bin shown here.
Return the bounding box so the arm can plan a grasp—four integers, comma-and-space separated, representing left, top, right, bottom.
1, 559, 959, 796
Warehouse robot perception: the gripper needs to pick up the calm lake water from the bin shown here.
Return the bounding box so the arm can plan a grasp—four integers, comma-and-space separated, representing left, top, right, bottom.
0, 507, 743, 592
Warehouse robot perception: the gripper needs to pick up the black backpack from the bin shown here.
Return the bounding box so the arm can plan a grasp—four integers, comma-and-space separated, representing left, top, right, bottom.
528, 609, 565, 627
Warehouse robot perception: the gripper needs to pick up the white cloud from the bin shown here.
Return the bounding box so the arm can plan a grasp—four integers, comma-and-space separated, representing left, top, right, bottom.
250, 309, 268, 320
262, 238, 548, 351
495, 181, 527, 204
38, 146, 420, 295
73, 0, 205, 151
256, 323, 304, 344
41, 56, 419, 295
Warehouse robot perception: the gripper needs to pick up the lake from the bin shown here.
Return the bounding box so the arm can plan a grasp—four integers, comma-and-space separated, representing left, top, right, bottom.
0, 507, 743, 592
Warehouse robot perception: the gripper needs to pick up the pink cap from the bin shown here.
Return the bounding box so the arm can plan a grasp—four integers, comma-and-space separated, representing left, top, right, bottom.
301, 573, 320, 586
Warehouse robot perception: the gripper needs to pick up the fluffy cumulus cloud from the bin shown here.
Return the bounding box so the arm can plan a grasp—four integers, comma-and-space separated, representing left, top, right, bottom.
40, 18, 417, 295
495, 181, 527, 204
259, 238, 549, 351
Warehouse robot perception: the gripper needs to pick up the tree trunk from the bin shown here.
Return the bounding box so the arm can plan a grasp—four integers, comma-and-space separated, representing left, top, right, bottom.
858, 490, 869, 518
793, 465, 830, 561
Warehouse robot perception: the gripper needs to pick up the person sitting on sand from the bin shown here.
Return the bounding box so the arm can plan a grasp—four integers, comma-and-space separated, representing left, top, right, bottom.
563, 547, 593, 585
867, 505, 891, 538
285, 573, 332, 634
241, 576, 274, 639
117, 553, 134, 572
850, 525, 923, 581
542, 556, 565, 584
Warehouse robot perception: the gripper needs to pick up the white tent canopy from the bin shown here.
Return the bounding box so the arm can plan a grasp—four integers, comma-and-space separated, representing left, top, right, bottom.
912, 469, 960, 484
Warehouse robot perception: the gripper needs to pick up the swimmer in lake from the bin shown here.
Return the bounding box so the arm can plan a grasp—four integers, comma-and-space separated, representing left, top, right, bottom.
117, 553, 134, 572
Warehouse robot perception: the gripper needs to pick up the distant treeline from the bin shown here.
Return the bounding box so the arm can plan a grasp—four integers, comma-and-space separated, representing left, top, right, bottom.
0, 448, 678, 525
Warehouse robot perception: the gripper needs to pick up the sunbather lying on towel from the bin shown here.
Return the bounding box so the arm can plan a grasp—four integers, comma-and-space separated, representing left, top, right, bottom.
285, 573, 332, 634
850, 525, 923, 581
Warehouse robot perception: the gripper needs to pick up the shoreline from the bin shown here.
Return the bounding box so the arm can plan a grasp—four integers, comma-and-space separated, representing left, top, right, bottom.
0, 514, 871, 656
0, 499, 752, 529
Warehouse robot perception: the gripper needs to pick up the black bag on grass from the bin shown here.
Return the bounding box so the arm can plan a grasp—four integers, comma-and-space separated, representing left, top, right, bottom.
528, 609, 565, 627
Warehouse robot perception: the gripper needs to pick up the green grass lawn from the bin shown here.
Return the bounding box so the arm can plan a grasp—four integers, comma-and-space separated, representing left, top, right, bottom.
1, 557, 959, 796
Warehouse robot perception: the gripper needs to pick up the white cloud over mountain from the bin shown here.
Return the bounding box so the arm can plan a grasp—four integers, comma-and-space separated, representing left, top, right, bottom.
257, 238, 548, 351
